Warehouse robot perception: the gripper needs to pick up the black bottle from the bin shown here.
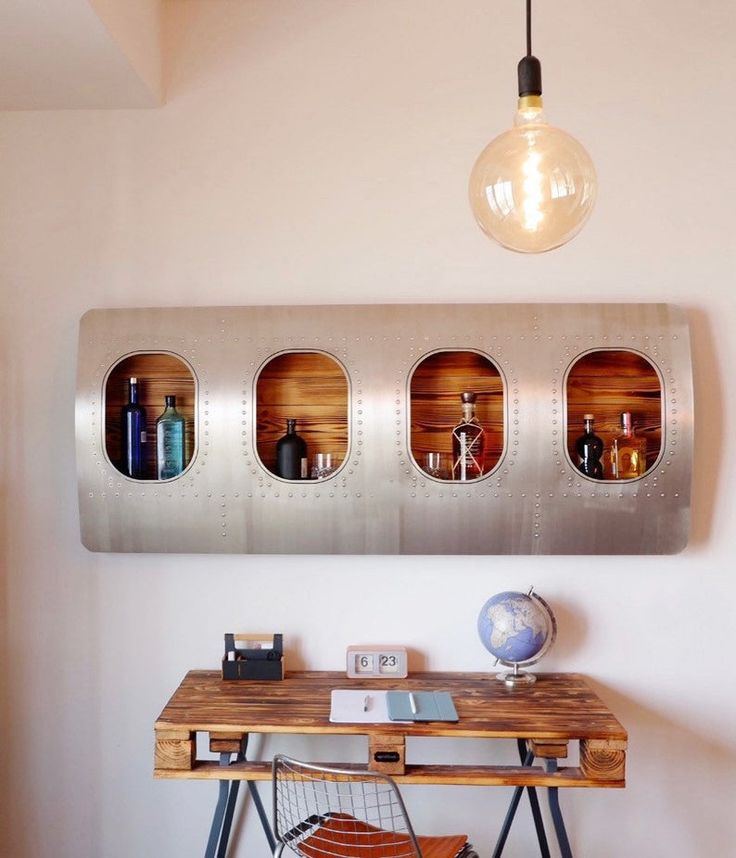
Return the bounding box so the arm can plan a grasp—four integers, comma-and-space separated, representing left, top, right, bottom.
276, 419, 308, 480
575, 413, 604, 479
120, 377, 147, 478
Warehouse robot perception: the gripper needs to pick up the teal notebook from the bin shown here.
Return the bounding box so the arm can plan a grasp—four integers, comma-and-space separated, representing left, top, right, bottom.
385, 691, 458, 722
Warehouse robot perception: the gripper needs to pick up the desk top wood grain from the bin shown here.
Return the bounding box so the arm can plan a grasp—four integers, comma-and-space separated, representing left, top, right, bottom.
155, 670, 626, 742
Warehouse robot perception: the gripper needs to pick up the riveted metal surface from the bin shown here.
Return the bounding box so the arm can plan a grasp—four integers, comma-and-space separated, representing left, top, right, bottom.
76, 303, 692, 554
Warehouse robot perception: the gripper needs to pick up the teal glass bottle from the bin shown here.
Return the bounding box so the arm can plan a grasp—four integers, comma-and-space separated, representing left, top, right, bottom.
156, 395, 186, 480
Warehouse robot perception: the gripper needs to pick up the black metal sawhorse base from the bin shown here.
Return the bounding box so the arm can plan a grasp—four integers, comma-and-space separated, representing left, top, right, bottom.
491, 739, 573, 858
204, 737, 572, 858
204, 737, 275, 858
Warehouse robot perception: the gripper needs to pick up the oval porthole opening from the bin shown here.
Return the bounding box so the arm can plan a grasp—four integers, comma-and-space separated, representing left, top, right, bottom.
409, 349, 505, 482
255, 351, 350, 482
103, 351, 198, 481
565, 349, 663, 482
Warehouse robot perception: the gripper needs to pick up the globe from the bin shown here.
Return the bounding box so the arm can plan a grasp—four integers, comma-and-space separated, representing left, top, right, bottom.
477, 589, 557, 685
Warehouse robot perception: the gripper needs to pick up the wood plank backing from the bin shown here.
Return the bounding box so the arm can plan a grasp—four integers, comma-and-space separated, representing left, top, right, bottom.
155, 671, 627, 743
566, 350, 662, 474
105, 352, 196, 480
410, 351, 504, 477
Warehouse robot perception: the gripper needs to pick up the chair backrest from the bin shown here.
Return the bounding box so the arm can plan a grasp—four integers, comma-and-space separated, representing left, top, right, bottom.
272, 754, 423, 858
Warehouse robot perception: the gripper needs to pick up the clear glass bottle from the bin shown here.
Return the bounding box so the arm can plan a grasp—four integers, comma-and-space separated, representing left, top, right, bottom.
451, 392, 485, 480
276, 418, 308, 480
120, 376, 147, 479
156, 395, 186, 480
575, 413, 604, 479
609, 411, 646, 479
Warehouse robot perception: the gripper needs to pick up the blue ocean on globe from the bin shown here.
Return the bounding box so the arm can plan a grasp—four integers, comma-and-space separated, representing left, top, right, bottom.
477, 591, 550, 664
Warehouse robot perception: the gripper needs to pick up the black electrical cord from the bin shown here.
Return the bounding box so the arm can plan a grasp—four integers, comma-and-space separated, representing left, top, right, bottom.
518, 0, 542, 96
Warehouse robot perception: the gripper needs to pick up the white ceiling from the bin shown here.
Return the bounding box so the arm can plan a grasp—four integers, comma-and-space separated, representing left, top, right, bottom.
0, 0, 162, 110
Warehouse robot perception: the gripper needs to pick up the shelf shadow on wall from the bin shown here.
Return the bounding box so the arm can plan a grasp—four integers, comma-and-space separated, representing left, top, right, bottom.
687, 307, 721, 548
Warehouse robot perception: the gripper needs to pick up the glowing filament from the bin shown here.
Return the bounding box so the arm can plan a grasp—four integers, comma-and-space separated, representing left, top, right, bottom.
521, 149, 544, 231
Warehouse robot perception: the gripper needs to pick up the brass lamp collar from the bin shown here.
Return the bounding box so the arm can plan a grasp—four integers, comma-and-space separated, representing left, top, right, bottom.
518, 95, 543, 112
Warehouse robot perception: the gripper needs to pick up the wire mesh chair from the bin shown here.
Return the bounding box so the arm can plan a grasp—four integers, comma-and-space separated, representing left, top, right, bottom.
272, 755, 478, 858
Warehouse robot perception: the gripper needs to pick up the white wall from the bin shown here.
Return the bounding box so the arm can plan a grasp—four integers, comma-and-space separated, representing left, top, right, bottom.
1, 1, 734, 856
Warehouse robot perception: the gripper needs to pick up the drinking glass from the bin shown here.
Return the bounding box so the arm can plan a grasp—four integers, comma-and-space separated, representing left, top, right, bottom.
311, 452, 337, 480
423, 452, 444, 479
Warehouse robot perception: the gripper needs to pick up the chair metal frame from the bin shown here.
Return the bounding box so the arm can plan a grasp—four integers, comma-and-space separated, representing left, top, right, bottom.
272, 754, 475, 858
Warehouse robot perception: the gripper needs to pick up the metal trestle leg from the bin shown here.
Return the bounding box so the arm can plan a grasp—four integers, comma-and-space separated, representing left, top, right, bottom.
204, 737, 275, 858
546, 758, 573, 858
492, 739, 574, 858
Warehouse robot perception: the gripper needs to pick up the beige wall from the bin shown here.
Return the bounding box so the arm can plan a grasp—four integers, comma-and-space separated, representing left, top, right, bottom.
1, 1, 734, 855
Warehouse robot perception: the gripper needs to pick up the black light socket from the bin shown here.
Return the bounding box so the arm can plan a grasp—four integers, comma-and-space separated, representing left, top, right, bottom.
517, 55, 542, 97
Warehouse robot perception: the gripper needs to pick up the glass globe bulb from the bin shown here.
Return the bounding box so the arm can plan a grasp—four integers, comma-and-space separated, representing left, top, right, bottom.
469, 98, 597, 253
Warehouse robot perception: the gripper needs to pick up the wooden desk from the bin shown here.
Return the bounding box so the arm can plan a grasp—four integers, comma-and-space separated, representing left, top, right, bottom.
154, 671, 627, 857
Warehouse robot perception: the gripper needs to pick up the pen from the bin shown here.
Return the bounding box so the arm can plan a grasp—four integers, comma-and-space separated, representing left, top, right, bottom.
363, 695, 370, 712
409, 693, 417, 715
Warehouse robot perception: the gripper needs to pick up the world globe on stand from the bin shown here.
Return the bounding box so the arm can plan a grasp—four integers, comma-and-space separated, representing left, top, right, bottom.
477, 588, 557, 686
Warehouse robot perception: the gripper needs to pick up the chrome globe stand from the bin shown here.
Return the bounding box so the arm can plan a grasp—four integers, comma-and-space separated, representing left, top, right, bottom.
496, 661, 538, 686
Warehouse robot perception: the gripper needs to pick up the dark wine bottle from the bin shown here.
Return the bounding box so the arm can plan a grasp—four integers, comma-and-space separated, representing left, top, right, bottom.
276, 418, 308, 480
575, 413, 604, 479
120, 377, 147, 478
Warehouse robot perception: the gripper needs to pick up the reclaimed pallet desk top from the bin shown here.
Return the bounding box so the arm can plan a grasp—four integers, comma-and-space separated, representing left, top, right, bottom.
154, 670, 627, 788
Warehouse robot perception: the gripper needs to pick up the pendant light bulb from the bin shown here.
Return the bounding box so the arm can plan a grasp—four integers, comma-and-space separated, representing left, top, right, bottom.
469, 3, 597, 253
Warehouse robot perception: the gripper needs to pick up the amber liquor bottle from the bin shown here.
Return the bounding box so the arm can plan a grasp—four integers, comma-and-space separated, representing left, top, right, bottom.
451, 392, 485, 480
610, 411, 646, 479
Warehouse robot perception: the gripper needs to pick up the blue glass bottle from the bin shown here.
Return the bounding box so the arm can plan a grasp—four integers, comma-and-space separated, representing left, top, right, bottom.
120, 377, 147, 478
156, 395, 186, 480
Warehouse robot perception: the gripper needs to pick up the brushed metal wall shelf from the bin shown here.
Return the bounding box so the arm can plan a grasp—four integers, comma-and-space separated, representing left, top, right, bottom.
76, 303, 693, 554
